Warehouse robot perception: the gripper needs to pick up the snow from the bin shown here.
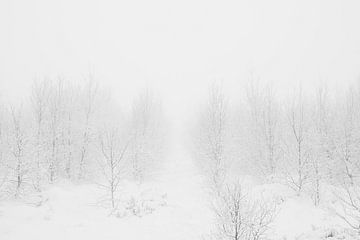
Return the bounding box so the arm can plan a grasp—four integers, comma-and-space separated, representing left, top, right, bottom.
0, 145, 357, 240
0, 144, 214, 240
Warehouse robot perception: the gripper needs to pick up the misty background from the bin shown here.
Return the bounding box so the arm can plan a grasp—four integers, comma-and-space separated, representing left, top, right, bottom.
1, 0, 360, 123
2, 1, 360, 240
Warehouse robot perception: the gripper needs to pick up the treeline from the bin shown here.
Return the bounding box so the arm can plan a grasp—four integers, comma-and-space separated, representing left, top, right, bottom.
196, 81, 360, 198
0, 76, 165, 199
194, 81, 360, 236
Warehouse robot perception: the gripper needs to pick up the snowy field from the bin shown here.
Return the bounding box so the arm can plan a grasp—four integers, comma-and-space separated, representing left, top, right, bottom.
2, 0, 360, 239
0, 146, 214, 240
0, 146, 356, 240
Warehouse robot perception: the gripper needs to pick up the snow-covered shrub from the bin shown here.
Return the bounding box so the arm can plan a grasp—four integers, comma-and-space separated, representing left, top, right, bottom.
297, 227, 359, 240
211, 182, 277, 240
333, 185, 360, 235
125, 193, 167, 217
110, 183, 167, 218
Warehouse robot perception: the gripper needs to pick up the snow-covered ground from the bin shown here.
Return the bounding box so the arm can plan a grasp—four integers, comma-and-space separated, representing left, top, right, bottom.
0, 145, 356, 240
0, 143, 214, 240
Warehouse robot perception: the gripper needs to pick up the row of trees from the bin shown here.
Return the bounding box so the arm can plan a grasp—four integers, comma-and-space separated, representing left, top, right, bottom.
195, 81, 360, 199
194, 81, 360, 238
0, 77, 165, 201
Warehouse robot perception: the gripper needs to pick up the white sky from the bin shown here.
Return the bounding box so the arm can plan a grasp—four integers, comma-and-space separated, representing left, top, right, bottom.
1, 0, 360, 122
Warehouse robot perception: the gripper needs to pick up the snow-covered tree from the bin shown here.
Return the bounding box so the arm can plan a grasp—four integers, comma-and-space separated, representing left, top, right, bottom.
47, 78, 66, 183
334, 184, 360, 235
78, 74, 99, 180
0, 100, 5, 177
243, 81, 280, 179
195, 83, 229, 191
335, 87, 360, 186
7, 105, 30, 197
283, 87, 311, 195
129, 89, 164, 183
310, 85, 336, 205
30, 79, 50, 190
61, 82, 79, 179
98, 123, 130, 209
211, 182, 277, 240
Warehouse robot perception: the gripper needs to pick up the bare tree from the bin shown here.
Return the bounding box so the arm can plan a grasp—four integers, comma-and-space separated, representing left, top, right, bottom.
310, 85, 336, 205
98, 125, 129, 209
62, 82, 79, 179
130, 89, 163, 183
334, 184, 360, 235
245, 80, 280, 179
30, 79, 50, 190
261, 85, 279, 177
284, 87, 311, 195
78, 74, 99, 180
196, 83, 229, 191
0, 102, 7, 196
7, 106, 29, 197
332, 86, 360, 235
47, 78, 65, 183
336, 87, 360, 186
211, 182, 277, 240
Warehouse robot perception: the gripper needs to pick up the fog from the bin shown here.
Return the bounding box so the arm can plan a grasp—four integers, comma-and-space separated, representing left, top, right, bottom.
2, 0, 360, 122
1, 1, 360, 239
